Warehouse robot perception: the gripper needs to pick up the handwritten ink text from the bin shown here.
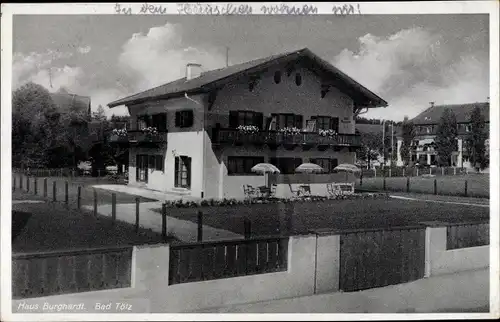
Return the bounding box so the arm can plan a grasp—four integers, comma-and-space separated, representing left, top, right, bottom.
140, 3, 167, 14
332, 4, 361, 16
177, 3, 253, 15
260, 4, 318, 15
115, 3, 132, 15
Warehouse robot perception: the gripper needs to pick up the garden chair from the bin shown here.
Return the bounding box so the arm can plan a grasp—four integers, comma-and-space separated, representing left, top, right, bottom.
243, 185, 258, 199
327, 183, 342, 198
288, 184, 301, 198
269, 184, 277, 198
299, 184, 312, 197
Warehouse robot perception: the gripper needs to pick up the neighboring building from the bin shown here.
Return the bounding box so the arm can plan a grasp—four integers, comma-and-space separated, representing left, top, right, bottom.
396, 102, 490, 168
107, 48, 387, 199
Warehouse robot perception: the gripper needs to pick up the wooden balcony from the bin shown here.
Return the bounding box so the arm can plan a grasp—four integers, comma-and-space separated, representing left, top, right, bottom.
211, 128, 361, 150
109, 130, 168, 147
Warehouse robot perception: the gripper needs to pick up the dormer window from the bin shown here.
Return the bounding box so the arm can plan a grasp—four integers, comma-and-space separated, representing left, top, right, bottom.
295, 73, 302, 86
274, 71, 282, 84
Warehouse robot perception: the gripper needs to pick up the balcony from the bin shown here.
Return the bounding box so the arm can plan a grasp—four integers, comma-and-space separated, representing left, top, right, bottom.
212, 128, 361, 150
109, 130, 168, 147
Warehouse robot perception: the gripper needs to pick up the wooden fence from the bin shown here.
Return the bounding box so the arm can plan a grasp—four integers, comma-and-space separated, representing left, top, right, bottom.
361, 166, 470, 178
12, 246, 133, 299
339, 225, 426, 292
12, 168, 118, 178
169, 236, 289, 285
446, 222, 489, 250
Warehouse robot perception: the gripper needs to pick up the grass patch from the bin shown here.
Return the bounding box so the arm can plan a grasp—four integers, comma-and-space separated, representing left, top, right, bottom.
154, 197, 489, 237
12, 198, 173, 253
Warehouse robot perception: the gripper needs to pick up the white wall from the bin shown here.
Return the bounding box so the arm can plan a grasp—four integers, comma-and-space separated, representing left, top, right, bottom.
424, 226, 489, 277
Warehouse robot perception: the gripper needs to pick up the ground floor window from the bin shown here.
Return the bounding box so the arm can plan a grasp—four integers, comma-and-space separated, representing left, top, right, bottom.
136, 154, 164, 183
175, 156, 191, 188
269, 157, 303, 174
310, 158, 338, 173
227, 156, 265, 175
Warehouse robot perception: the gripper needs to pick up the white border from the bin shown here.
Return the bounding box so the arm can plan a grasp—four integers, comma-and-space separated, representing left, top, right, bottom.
1, 2, 499, 321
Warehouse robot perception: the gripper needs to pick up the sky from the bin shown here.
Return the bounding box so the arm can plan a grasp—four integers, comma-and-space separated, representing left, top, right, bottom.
12, 14, 489, 121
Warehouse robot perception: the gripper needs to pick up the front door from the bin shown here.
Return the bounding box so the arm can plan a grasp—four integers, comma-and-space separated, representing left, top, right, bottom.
136, 154, 149, 183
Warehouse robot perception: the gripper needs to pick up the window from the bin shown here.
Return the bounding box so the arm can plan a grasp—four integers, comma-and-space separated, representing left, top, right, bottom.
310, 158, 338, 173
175, 110, 194, 128
295, 73, 302, 86
229, 110, 263, 129
249, 82, 255, 92
136, 154, 149, 182
271, 113, 303, 130
175, 156, 191, 188
151, 113, 167, 131
155, 155, 164, 171
269, 157, 302, 175
136, 115, 151, 130
227, 156, 264, 175
465, 125, 472, 132
320, 90, 327, 99
313, 116, 339, 132
274, 71, 282, 84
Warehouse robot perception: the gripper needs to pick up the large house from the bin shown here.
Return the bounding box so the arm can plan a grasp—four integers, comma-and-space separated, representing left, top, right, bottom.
396, 102, 490, 168
108, 48, 387, 199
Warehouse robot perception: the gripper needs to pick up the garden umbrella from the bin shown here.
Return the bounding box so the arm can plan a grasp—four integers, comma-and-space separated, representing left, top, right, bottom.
295, 163, 325, 173
251, 163, 280, 188
334, 163, 361, 181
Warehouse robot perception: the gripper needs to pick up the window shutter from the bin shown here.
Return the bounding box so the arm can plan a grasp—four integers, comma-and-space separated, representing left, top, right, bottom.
255, 112, 264, 130
174, 157, 179, 186
331, 117, 339, 132
295, 114, 303, 129
229, 111, 238, 128
186, 157, 192, 187
175, 112, 180, 127
187, 111, 194, 127
149, 155, 155, 169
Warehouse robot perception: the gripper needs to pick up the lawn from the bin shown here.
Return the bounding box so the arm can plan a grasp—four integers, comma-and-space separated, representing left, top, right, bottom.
12, 191, 170, 253
356, 174, 489, 198
12, 174, 157, 207
153, 196, 490, 237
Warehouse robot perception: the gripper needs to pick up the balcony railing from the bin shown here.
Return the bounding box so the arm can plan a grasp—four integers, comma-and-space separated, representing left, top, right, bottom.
212, 128, 361, 147
109, 130, 168, 145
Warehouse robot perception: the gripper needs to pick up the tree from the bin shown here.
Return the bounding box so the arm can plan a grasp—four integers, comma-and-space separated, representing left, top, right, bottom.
357, 131, 382, 169
400, 117, 416, 166
92, 104, 107, 121
435, 108, 458, 166
12, 82, 61, 168
466, 106, 488, 169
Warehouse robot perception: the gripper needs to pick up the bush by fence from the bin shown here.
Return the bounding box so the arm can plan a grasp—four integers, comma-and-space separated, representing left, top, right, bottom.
12, 246, 132, 299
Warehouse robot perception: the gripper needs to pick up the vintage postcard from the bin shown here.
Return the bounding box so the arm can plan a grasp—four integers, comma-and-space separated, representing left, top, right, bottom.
1, 1, 499, 321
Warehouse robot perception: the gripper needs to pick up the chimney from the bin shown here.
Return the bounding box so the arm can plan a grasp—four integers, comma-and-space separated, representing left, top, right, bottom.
186, 63, 202, 80
429, 101, 435, 108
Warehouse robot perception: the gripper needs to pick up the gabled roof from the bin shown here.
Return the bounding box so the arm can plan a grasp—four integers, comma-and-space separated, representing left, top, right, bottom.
411, 102, 489, 125
108, 48, 387, 108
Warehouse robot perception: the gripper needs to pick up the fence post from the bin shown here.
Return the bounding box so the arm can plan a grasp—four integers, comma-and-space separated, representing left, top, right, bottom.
416, 168, 419, 177
403, 168, 405, 177
197, 211, 203, 242
135, 198, 140, 233
93, 188, 98, 216
77, 186, 81, 209
244, 218, 252, 239
64, 181, 69, 206
27, 176, 30, 193
359, 171, 363, 187
111, 193, 116, 224
20, 175, 23, 190
389, 167, 392, 177
374, 167, 377, 178
464, 180, 468, 197
441, 167, 444, 176
52, 181, 56, 202
406, 177, 410, 193
383, 175, 386, 191
13, 176, 16, 191
34, 178, 38, 195
454, 167, 456, 176
434, 179, 437, 195
43, 178, 48, 198
161, 203, 167, 241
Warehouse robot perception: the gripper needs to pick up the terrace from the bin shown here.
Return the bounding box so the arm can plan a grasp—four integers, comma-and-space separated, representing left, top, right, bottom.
109, 129, 168, 147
